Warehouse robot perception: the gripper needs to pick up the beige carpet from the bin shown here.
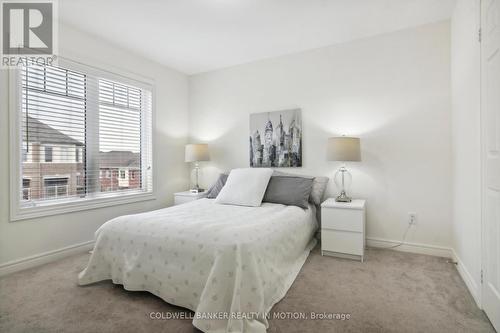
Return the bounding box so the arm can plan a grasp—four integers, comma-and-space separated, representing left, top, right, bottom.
0, 246, 494, 333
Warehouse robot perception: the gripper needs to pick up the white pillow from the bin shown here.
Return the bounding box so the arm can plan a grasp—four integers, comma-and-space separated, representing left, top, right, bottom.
215, 168, 273, 207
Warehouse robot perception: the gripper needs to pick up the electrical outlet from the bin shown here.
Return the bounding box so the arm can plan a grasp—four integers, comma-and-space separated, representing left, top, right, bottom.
408, 212, 417, 225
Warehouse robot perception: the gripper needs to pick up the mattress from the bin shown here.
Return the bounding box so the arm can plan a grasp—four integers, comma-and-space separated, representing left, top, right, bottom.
78, 198, 318, 332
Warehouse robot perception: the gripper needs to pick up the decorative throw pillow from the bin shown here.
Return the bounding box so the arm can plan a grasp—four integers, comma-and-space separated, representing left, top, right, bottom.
215, 168, 273, 207
263, 176, 314, 209
309, 176, 329, 205
272, 170, 329, 205
206, 174, 228, 199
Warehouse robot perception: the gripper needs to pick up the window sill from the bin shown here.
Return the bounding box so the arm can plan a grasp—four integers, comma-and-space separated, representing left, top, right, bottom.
10, 191, 156, 222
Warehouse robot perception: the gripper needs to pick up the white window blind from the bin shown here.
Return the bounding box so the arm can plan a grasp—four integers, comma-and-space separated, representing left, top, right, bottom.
17, 60, 153, 212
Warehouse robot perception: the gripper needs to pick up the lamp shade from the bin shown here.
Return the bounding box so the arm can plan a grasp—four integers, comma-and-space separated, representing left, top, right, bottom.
327, 137, 361, 162
185, 144, 210, 162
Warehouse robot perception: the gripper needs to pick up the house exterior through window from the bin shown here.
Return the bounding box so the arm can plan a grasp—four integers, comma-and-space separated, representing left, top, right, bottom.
11, 59, 154, 220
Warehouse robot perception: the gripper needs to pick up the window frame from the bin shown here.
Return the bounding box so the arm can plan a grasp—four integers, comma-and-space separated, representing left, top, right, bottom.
9, 57, 157, 222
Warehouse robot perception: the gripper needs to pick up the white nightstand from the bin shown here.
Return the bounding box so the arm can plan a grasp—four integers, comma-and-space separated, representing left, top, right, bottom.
174, 191, 208, 205
320, 198, 366, 262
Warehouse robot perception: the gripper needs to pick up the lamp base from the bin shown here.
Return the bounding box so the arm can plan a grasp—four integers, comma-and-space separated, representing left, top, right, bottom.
335, 191, 352, 203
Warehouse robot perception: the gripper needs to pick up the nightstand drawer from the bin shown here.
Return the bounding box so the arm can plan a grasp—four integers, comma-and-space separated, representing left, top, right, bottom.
321, 229, 363, 255
322, 208, 364, 232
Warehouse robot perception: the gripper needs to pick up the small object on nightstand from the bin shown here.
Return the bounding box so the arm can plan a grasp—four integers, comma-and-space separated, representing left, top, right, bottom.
174, 191, 207, 205
320, 198, 366, 262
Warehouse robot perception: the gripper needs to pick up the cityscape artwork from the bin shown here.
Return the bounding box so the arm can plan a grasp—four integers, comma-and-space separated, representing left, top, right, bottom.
249, 109, 302, 168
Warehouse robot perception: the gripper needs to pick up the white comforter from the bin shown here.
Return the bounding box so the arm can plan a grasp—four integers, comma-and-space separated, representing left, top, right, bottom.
78, 199, 317, 333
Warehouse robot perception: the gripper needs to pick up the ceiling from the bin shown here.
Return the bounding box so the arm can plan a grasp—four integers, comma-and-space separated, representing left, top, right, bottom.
59, 0, 456, 75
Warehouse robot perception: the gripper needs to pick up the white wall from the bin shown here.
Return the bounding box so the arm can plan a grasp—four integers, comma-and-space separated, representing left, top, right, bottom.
450, 0, 482, 305
0, 23, 190, 268
0, 19, 458, 272
189, 21, 453, 249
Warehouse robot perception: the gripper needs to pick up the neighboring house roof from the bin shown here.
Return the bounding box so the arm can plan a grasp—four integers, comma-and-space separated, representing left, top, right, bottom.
99, 151, 140, 169
24, 116, 84, 146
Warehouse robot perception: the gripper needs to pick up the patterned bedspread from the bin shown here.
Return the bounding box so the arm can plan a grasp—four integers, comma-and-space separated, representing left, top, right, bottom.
78, 198, 317, 332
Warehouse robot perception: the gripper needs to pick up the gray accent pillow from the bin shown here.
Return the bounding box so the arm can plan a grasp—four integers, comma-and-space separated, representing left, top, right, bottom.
263, 176, 314, 209
206, 174, 228, 199
272, 171, 329, 205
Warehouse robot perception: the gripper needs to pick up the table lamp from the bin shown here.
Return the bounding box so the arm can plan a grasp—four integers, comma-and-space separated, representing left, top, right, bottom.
185, 144, 210, 193
327, 137, 361, 202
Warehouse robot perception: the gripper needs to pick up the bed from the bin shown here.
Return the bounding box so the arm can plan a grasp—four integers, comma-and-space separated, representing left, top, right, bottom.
78, 198, 318, 333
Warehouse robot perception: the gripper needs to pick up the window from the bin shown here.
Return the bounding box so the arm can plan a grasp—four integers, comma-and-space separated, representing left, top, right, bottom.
22, 179, 31, 200
44, 146, 53, 162
44, 177, 68, 199
11, 59, 154, 220
76, 173, 85, 196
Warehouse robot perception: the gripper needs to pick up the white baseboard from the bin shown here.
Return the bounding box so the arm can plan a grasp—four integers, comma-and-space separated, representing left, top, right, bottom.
451, 249, 482, 308
366, 237, 453, 258
0, 240, 94, 277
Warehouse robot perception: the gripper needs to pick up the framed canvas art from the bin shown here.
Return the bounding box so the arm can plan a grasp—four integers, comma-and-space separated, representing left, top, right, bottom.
249, 108, 302, 167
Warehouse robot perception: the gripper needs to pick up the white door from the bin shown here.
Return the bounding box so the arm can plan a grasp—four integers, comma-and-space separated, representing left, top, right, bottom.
481, 0, 500, 330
